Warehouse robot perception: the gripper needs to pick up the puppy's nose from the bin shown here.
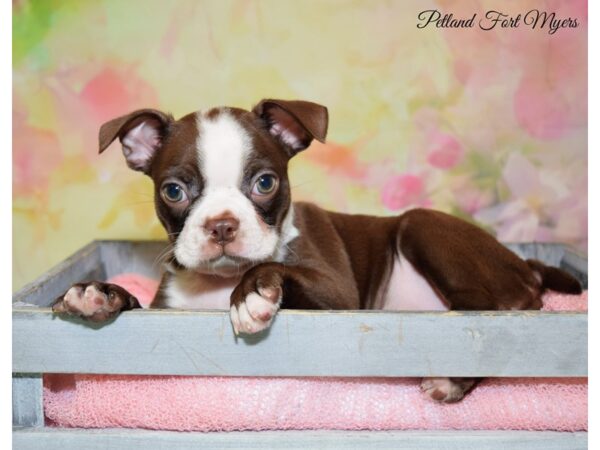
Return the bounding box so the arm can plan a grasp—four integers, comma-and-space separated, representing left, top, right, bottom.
204, 217, 240, 245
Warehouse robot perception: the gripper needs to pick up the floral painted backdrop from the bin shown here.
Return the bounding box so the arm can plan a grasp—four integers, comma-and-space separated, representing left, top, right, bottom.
13, 0, 587, 290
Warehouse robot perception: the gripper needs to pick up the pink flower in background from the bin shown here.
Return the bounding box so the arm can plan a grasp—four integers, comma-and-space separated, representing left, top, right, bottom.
514, 76, 570, 140
474, 153, 585, 244
450, 176, 495, 215
381, 174, 426, 210
13, 108, 62, 196
305, 141, 367, 179
426, 132, 463, 169
80, 68, 158, 123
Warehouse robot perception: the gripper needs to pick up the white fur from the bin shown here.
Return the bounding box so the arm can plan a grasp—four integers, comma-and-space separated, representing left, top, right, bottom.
273, 205, 300, 262
173, 111, 284, 272
230, 291, 282, 335
64, 285, 106, 316
382, 254, 449, 311
121, 120, 160, 170
271, 122, 303, 150
198, 111, 250, 188
162, 270, 237, 310
421, 377, 470, 402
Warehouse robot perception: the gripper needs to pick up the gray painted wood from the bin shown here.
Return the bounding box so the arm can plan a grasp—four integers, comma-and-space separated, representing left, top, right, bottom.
13, 308, 587, 377
10, 241, 588, 447
11, 428, 588, 450
504, 242, 566, 266
504, 243, 588, 288
99, 240, 168, 280
12, 242, 105, 307
12, 375, 43, 427
562, 247, 588, 288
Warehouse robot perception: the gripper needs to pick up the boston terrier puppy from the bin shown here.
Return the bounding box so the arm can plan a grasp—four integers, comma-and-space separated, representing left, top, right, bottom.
53, 99, 582, 402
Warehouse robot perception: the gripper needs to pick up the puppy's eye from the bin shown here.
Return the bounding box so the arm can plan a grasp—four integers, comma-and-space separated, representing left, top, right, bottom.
162, 183, 187, 203
252, 174, 278, 196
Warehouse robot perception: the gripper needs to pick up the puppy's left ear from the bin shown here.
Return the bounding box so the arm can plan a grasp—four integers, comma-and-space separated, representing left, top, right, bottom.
253, 99, 328, 155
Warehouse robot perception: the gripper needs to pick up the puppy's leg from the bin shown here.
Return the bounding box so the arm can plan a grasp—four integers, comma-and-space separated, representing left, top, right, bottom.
395, 209, 556, 402
230, 267, 284, 335
52, 281, 140, 322
421, 377, 479, 403
230, 262, 359, 335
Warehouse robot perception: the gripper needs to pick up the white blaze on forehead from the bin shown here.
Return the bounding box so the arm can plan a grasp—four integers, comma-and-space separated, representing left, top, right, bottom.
196, 110, 251, 189
173, 109, 286, 272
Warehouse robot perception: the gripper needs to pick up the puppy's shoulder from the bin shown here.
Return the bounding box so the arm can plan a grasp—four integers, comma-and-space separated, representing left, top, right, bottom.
292, 200, 328, 216
291, 201, 337, 230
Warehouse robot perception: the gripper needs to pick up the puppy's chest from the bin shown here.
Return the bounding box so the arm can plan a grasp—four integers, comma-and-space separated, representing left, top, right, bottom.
163, 272, 236, 310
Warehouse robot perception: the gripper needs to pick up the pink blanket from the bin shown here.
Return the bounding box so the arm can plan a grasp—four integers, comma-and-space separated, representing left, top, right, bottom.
44, 275, 587, 432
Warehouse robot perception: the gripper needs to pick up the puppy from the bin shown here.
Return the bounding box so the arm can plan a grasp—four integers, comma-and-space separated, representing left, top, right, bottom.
53, 99, 582, 402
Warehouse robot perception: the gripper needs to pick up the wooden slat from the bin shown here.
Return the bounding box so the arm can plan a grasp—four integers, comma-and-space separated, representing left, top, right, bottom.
98, 240, 168, 280
562, 247, 588, 288
11, 428, 588, 450
12, 242, 105, 307
12, 375, 43, 427
12, 308, 587, 377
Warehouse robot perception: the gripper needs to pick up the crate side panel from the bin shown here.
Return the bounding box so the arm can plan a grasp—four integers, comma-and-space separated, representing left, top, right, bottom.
13, 309, 587, 377
11, 428, 588, 450
99, 241, 169, 280
12, 374, 44, 427
12, 242, 104, 307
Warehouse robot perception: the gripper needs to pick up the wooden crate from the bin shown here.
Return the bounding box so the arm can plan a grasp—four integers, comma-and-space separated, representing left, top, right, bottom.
12, 241, 588, 449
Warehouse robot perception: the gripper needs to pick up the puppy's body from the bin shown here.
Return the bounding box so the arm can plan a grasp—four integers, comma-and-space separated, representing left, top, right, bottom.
153, 201, 555, 313
54, 99, 582, 403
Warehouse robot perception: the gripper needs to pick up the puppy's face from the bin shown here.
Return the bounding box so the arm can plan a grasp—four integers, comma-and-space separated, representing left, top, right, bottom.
99, 100, 328, 276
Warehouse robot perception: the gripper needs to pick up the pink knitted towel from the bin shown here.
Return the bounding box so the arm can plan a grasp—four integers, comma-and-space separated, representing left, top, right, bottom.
44, 275, 587, 432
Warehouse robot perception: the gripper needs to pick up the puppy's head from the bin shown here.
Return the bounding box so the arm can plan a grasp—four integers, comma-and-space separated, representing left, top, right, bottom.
99, 99, 328, 276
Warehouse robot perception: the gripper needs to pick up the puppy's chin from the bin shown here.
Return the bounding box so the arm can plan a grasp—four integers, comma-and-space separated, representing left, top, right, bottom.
176, 255, 255, 278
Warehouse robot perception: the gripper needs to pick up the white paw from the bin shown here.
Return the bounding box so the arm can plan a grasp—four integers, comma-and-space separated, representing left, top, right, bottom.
63, 284, 108, 316
420, 377, 468, 403
230, 286, 282, 335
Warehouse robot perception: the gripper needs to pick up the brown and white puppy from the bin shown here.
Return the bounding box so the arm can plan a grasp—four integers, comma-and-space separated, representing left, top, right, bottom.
53, 99, 582, 403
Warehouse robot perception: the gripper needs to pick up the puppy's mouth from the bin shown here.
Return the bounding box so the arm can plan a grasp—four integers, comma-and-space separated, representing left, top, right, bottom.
189, 252, 256, 277
208, 241, 248, 262
172, 215, 282, 276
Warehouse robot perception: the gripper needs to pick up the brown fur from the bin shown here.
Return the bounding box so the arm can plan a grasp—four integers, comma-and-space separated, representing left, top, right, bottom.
251, 203, 580, 313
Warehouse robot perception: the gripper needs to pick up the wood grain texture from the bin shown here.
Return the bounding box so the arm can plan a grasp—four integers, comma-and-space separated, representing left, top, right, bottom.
99, 241, 168, 280
13, 308, 587, 377
12, 428, 588, 450
12, 375, 44, 427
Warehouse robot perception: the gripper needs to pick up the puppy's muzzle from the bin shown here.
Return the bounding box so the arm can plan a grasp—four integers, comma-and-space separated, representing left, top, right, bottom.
204, 216, 240, 245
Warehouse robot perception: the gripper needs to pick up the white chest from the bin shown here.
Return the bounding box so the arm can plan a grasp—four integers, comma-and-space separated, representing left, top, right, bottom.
163, 271, 237, 310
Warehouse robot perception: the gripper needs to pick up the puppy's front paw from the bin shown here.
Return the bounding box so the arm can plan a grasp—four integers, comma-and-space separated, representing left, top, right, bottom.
52, 282, 139, 322
230, 266, 283, 335
420, 377, 476, 403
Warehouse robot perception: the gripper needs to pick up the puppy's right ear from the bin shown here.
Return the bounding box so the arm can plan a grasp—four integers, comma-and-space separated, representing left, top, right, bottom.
99, 109, 173, 174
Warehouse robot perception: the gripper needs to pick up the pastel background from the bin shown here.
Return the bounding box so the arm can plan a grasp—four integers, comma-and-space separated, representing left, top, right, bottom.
13, 0, 587, 291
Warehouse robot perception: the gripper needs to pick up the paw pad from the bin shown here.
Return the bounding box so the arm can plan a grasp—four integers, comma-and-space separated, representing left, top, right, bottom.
230, 290, 282, 335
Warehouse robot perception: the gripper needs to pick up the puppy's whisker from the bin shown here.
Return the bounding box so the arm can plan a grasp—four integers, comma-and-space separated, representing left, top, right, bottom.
290, 179, 318, 189
153, 245, 175, 270
283, 242, 300, 263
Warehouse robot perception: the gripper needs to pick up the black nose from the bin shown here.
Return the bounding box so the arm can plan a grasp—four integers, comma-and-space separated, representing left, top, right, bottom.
204, 217, 240, 245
